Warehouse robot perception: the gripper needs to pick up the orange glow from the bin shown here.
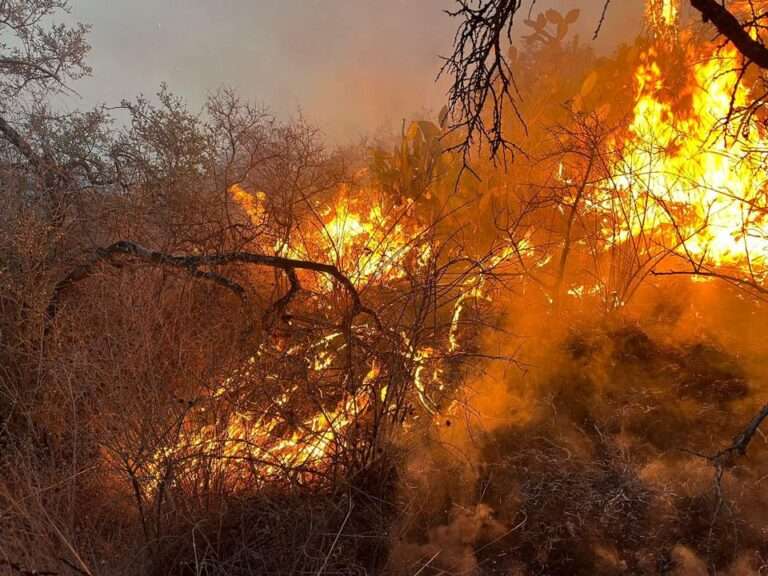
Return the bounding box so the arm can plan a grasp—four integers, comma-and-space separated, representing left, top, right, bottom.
147, 0, 768, 493
229, 183, 266, 225
320, 191, 417, 286
647, 0, 679, 32
605, 39, 768, 276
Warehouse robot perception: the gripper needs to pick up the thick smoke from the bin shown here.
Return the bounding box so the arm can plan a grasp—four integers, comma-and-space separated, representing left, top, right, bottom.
69, 1, 645, 144
387, 277, 768, 574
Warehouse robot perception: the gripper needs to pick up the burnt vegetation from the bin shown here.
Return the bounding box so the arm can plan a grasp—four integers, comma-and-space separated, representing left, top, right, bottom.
2, 0, 768, 575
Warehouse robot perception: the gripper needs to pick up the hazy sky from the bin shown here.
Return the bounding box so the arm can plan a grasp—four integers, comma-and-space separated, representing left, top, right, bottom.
66, 1, 645, 143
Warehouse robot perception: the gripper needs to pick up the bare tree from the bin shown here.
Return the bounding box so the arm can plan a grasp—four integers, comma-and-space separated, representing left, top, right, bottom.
0, 0, 91, 187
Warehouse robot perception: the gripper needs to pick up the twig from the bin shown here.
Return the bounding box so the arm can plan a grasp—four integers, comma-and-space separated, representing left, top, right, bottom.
413, 550, 442, 576
682, 403, 768, 556
316, 494, 354, 576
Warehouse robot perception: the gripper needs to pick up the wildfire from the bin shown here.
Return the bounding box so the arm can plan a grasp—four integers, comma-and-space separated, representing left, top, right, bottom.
142, 1, 768, 494
606, 37, 768, 277
140, 183, 461, 490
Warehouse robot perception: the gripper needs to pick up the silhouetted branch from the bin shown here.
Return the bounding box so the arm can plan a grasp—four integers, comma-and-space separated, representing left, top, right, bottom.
592, 0, 612, 40
691, 0, 768, 69
724, 403, 768, 459
441, 0, 611, 162
682, 403, 768, 551
47, 241, 380, 330
264, 266, 301, 325
440, 0, 526, 163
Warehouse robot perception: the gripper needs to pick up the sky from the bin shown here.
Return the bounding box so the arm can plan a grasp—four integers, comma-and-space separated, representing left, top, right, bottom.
65, 0, 646, 144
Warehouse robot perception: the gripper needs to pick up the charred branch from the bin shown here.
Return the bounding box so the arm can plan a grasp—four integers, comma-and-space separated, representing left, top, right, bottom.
691, 0, 768, 69
47, 241, 247, 320
47, 241, 380, 330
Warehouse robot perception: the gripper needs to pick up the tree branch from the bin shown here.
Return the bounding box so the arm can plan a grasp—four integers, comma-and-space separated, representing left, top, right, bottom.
690, 0, 768, 69
0, 113, 42, 171
725, 403, 768, 459
46, 241, 380, 330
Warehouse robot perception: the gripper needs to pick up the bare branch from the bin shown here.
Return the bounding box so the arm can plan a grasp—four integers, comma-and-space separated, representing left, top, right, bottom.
691, 0, 768, 69
440, 0, 526, 163
47, 241, 380, 330
0, 113, 42, 170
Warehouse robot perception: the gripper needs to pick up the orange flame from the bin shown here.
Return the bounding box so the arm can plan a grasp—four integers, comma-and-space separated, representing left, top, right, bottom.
606, 39, 768, 275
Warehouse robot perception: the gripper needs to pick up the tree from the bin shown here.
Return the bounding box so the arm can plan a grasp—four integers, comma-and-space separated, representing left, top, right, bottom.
0, 0, 91, 185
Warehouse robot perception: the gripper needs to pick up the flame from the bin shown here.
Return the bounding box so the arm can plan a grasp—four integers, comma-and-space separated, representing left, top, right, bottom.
606, 39, 768, 276
142, 185, 443, 489
647, 0, 679, 32
143, 378, 372, 490
231, 182, 425, 288
229, 183, 266, 225
321, 192, 417, 286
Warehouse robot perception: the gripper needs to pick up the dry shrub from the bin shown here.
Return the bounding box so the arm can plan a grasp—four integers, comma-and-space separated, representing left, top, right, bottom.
387, 320, 768, 575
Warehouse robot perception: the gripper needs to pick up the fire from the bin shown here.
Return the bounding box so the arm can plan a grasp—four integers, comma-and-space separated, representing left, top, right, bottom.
606, 38, 768, 277
647, 0, 679, 32
144, 382, 371, 490
143, 1, 768, 495
229, 183, 266, 225
231, 182, 424, 288
140, 183, 451, 489
321, 192, 416, 286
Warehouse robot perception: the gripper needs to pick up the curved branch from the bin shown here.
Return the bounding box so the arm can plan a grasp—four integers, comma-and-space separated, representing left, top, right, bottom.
47, 241, 380, 330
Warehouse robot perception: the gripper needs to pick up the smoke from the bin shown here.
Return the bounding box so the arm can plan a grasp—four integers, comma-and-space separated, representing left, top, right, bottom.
66, 0, 646, 145
389, 504, 509, 575
384, 271, 768, 574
